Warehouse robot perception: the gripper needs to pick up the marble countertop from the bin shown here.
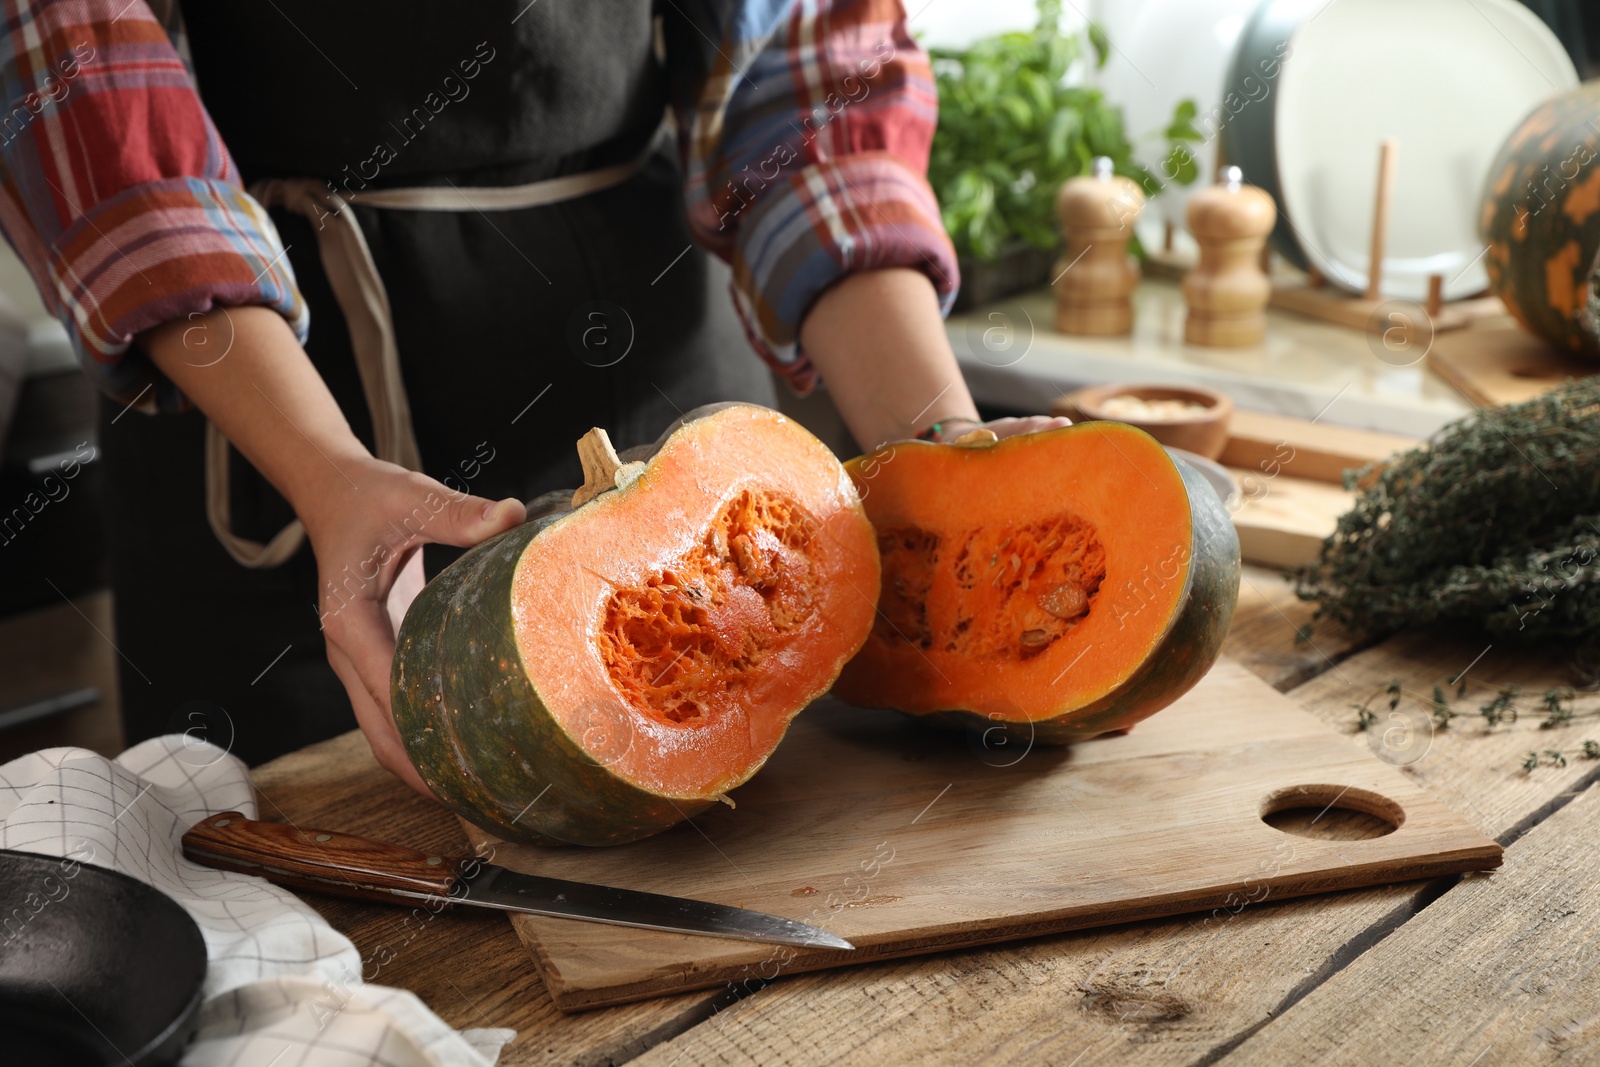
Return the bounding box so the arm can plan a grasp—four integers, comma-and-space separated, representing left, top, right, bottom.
949, 279, 1477, 439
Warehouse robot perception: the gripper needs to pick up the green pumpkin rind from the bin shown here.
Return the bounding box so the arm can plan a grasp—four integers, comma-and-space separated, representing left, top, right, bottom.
393, 401, 873, 847
921, 456, 1241, 744
391, 414, 763, 847
1481, 81, 1600, 359
393, 494, 719, 847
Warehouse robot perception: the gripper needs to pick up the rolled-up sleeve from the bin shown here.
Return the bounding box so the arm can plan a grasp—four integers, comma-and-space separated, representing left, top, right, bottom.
668, 0, 959, 395
0, 0, 305, 412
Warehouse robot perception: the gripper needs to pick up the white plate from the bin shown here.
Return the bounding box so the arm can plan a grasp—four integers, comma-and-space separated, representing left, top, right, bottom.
1274, 0, 1575, 300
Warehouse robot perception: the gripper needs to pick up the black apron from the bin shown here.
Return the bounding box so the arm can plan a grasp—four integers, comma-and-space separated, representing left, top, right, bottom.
100, 1, 775, 764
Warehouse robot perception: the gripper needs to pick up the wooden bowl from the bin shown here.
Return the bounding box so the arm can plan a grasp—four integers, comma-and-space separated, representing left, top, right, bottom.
1053, 384, 1233, 460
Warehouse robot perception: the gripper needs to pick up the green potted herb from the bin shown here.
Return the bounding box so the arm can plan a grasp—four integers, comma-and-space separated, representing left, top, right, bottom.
929, 0, 1201, 310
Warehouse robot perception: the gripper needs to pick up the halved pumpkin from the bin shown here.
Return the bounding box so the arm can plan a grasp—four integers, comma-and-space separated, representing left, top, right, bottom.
392, 404, 879, 846
834, 422, 1240, 742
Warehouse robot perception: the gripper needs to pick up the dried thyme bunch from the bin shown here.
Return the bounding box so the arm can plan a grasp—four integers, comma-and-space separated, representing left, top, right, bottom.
1295, 378, 1600, 641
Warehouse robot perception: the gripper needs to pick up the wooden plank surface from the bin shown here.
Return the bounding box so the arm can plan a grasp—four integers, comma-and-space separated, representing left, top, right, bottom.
469, 659, 1499, 1011
249, 730, 721, 1067
631, 885, 1431, 1067
1271, 630, 1600, 844
1224, 566, 1369, 693
628, 629, 1595, 1067
1426, 322, 1596, 408
1229, 779, 1600, 1065
248, 574, 1593, 1065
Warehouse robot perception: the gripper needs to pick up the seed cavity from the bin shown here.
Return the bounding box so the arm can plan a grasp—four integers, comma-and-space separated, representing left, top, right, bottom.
874, 511, 1107, 660
598, 490, 821, 724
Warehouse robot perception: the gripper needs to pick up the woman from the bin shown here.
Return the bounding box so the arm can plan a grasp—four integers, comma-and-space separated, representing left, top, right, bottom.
0, 0, 1065, 791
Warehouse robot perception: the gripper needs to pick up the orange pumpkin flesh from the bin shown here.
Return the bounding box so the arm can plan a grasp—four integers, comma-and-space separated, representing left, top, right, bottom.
506, 405, 879, 802
834, 421, 1239, 739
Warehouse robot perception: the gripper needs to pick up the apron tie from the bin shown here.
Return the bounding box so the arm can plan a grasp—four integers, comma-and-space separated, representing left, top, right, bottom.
206, 178, 422, 568
205, 130, 658, 569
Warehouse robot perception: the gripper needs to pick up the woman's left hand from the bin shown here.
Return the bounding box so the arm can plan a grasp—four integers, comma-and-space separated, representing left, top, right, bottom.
928, 414, 1073, 442
797, 269, 1077, 450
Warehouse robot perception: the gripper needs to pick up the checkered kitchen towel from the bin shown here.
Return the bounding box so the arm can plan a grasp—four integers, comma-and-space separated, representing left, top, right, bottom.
0, 737, 515, 1066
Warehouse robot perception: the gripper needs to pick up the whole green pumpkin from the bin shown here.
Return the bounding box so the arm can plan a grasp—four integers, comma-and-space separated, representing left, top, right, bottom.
1481, 81, 1600, 358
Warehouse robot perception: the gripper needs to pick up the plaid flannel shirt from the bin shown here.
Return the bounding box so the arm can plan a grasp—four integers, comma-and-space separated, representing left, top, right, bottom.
0, 0, 957, 409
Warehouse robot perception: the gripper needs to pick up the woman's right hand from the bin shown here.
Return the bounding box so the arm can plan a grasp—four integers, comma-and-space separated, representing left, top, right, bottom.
297, 457, 526, 795
141, 306, 526, 792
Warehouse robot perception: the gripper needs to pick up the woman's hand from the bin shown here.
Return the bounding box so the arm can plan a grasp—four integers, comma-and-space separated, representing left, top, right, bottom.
922, 414, 1072, 443
140, 306, 524, 793
297, 458, 524, 795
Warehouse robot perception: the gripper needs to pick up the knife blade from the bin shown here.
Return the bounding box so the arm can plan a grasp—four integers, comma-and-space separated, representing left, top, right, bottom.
182, 812, 851, 950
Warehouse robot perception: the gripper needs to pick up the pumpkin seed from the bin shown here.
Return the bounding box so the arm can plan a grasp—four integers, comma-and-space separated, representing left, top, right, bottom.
1039, 581, 1088, 620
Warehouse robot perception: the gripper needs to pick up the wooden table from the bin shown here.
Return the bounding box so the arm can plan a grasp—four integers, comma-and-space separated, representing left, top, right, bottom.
253, 566, 1600, 1066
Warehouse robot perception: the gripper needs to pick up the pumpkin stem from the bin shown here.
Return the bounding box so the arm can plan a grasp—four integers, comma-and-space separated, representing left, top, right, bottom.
572, 428, 646, 508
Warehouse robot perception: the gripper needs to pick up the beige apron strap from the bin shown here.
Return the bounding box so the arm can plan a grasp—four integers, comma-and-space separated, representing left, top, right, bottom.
204, 420, 308, 567
204, 130, 657, 568
205, 178, 424, 569
348, 138, 655, 212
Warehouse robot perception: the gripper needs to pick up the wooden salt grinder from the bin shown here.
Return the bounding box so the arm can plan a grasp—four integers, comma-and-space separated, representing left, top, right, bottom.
1183, 166, 1276, 347
1054, 157, 1145, 336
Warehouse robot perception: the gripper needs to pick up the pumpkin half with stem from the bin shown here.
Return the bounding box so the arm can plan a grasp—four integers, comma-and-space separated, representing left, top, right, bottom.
391, 403, 879, 846
834, 421, 1240, 742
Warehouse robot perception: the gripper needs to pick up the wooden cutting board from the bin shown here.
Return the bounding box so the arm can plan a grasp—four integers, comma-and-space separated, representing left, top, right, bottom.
462, 659, 1500, 1012
1427, 323, 1595, 407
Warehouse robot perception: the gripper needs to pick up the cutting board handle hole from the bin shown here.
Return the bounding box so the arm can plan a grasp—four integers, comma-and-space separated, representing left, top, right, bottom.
1260, 784, 1404, 841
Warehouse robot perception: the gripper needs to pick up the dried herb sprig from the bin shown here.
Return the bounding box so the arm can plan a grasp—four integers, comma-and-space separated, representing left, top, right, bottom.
1540, 686, 1578, 729
1353, 681, 1599, 771
1295, 379, 1600, 645
1521, 742, 1600, 774
1349, 677, 1462, 731
1523, 750, 1563, 772
1430, 684, 1455, 728
1350, 679, 1404, 731
1351, 701, 1377, 730
1479, 685, 1521, 727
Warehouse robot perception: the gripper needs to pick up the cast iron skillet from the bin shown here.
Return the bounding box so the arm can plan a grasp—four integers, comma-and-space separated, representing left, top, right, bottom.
0, 849, 207, 1065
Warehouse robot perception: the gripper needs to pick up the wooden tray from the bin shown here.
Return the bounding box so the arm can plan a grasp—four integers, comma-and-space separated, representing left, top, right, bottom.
1219, 409, 1413, 567
1426, 323, 1596, 408
1218, 409, 1412, 484
463, 659, 1500, 1012
1227, 470, 1351, 569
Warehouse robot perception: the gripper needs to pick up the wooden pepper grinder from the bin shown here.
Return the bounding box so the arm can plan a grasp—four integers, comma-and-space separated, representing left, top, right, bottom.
1183, 166, 1276, 347
1054, 157, 1145, 336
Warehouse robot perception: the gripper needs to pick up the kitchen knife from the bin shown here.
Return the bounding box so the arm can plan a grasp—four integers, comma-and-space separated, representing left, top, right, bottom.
182, 812, 852, 950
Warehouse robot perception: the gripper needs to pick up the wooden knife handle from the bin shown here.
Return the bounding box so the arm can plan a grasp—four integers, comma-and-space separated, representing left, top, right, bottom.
182, 812, 473, 905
